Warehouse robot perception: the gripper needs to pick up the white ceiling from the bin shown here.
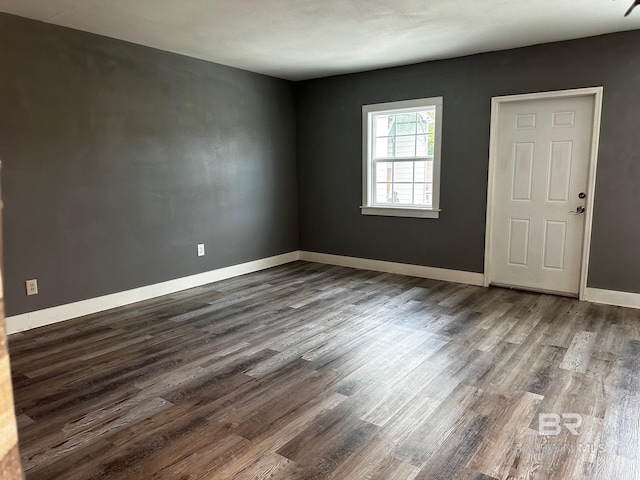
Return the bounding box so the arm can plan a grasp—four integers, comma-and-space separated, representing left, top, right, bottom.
2, 0, 640, 80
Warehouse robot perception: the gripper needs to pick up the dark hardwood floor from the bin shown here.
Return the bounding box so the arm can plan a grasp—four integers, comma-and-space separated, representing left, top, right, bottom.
8, 261, 640, 479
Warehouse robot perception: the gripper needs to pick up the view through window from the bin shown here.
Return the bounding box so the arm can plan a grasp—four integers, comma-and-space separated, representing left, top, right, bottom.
362, 97, 443, 218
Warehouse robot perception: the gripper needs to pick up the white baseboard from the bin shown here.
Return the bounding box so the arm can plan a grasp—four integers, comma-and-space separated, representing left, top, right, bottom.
8, 249, 637, 335
299, 251, 485, 286
4, 250, 482, 335
5, 251, 300, 335
584, 287, 640, 310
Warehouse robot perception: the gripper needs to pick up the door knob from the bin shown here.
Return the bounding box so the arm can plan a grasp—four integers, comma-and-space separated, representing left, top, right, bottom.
569, 206, 585, 214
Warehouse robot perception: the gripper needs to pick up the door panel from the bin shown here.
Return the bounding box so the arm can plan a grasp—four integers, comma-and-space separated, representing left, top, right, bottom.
508, 219, 530, 266
490, 95, 595, 295
512, 143, 534, 201
547, 142, 573, 202
542, 220, 567, 270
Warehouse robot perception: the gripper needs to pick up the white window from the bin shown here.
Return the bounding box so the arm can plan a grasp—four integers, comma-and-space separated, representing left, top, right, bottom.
361, 97, 443, 218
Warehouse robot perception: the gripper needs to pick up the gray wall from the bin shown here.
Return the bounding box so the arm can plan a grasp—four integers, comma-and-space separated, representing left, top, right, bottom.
296, 30, 640, 294
0, 14, 298, 316
2, 13, 639, 318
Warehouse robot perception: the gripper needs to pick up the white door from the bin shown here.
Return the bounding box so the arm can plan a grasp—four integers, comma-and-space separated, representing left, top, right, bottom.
490, 95, 595, 296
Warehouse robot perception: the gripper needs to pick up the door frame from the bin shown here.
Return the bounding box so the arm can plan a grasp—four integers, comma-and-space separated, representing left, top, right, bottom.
484, 87, 604, 300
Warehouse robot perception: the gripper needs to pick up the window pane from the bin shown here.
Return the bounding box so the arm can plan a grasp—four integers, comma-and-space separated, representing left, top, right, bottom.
415, 161, 427, 182
427, 133, 435, 156
374, 115, 396, 137
394, 135, 416, 157
426, 161, 433, 183
422, 108, 436, 121
375, 114, 395, 137
416, 135, 428, 157
393, 183, 413, 204
393, 161, 414, 183
417, 113, 427, 134
417, 110, 435, 132
375, 137, 395, 159
395, 113, 417, 135
413, 183, 428, 205
375, 162, 392, 183
413, 184, 433, 208
376, 183, 391, 203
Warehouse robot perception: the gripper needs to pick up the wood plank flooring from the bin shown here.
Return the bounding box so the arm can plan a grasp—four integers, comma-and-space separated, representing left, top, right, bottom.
7, 261, 640, 479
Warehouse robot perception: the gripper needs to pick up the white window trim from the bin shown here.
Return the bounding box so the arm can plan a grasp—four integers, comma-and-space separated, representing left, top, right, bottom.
361, 97, 443, 219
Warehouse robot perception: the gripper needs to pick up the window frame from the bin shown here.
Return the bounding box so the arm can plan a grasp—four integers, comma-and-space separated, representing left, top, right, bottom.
361, 97, 443, 219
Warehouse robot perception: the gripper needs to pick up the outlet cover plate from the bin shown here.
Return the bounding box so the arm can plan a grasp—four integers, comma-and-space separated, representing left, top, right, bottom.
26, 279, 38, 296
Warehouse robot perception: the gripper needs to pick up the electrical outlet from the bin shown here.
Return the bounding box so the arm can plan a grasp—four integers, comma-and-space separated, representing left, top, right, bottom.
197, 244, 205, 257
26, 279, 38, 296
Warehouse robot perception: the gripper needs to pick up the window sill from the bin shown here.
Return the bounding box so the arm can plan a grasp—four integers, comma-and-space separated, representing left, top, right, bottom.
360, 206, 440, 219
